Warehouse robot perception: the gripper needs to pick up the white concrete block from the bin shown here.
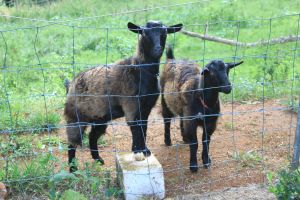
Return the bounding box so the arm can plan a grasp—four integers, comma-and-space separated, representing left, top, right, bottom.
116, 153, 165, 200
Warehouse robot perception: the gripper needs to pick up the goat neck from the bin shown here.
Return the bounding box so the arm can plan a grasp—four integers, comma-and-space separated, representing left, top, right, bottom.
199, 75, 219, 108
133, 53, 160, 77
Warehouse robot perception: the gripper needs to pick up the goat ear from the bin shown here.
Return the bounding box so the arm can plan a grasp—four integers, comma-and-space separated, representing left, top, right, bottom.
226, 61, 244, 69
167, 23, 183, 34
201, 67, 209, 75
128, 22, 143, 34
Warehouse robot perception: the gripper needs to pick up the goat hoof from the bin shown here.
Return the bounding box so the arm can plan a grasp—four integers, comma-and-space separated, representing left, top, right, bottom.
203, 163, 211, 169
95, 158, 105, 165
143, 147, 151, 157
69, 165, 78, 173
133, 147, 151, 157
203, 157, 211, 169
164, 139, 172, 146
190, 165, 198, 172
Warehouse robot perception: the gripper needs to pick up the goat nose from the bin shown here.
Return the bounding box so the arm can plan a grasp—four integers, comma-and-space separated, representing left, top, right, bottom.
154, 46, 162, 53
223, 85, 232, 94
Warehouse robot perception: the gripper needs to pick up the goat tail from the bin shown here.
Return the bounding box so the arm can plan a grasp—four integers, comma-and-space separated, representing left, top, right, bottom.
166, 45, 175, 60
64, 79, 70, 94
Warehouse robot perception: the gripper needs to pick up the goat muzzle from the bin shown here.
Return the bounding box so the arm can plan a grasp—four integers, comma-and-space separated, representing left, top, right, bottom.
221, 85, 232, 94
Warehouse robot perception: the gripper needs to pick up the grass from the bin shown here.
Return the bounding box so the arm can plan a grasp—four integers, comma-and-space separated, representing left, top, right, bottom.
223, 121, 233, 131
0, 152, 121, 199
230, 150, 263, 168
0, 131, 111, 198
0, 0, 299, 133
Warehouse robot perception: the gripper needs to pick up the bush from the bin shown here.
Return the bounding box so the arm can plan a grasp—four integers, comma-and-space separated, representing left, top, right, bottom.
267, 167, 300, 199
0, 153, 122, 199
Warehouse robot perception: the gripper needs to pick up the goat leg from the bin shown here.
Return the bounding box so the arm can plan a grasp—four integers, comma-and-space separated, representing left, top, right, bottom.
183, 118, 198, 172
180, 119, 189, 143
129, 122, 151, 157
68, 144, 78, 172
161, 95, 174, 146
202, 122, 216, 168
163, 118, 172, 146
89, 124, 107, 165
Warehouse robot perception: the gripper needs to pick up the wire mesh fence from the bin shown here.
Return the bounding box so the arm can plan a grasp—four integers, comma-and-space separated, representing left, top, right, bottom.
0, 1, 300, 199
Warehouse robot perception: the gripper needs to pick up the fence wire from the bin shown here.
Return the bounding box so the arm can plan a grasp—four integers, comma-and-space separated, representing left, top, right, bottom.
0, 9, 299, 199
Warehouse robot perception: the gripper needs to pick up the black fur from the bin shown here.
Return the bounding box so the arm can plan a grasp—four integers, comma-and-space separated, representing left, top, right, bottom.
4, 0, 14, 7
161, 47, 243, 172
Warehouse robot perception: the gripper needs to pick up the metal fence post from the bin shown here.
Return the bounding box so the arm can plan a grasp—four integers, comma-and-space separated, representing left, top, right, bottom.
292, 96, 300, 169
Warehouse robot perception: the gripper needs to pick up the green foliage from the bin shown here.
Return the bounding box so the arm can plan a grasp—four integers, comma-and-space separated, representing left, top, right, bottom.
268, 168, 300, 200
281, 96, 299, 113
0, 153, 121, 199
0, 134, 35, 157
48, 163, 121, 200
0, 153, 55, 195
231, 150, 263, 168
40, 135, 61, 145
0, 134, 66, 158
0, 0, 300, 132
60, 189, 87, 200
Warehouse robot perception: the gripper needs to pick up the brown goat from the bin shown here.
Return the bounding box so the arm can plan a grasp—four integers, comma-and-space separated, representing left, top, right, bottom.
160, 46, 243, 172
64, 21, 182, 172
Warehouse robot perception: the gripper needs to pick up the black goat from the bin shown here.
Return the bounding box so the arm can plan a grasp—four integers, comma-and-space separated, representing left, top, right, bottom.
4, 0, 14, 7
160, 47, 243, 172
64, 21, 182, 172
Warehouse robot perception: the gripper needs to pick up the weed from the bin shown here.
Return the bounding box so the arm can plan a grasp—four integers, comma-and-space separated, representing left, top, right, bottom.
267, 167, 300, 199
0, 153, 55, 195
231, 150, 263, 168
59, 189, 87, 200
0, 134, 35, 157
36, 135, 65, 150
40, 135, 61, 146
0, 153, 122, 199
223, 122, 233, 131
280, 96, 299, 113
48, 162, 121, 200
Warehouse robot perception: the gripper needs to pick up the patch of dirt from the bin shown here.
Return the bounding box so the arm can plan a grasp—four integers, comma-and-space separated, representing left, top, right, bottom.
54, 99, 297, 197
174, 184, 276, 200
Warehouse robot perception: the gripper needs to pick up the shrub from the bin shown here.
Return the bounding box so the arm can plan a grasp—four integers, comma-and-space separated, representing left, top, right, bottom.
267, 167, 300, 199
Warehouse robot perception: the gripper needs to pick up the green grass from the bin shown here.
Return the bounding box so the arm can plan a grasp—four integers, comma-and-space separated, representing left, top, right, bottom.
231, 150, 263, 168
0, 152, 120, 199
0, 0, 299, 133
1, 0, 300, 133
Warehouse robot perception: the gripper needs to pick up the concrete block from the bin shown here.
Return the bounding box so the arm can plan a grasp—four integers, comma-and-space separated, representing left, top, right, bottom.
116, 153, 165, 200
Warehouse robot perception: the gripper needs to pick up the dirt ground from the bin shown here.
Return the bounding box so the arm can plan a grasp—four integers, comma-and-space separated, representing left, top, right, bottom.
174, 183, 275, 199
55, 98, 296, 198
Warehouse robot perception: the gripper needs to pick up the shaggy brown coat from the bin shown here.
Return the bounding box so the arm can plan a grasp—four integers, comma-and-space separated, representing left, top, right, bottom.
64, 21, 182, 172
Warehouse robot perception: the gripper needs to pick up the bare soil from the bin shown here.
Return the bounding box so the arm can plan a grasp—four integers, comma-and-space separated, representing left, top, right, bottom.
174, 183, 276, 199
55, 98, 296, 198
